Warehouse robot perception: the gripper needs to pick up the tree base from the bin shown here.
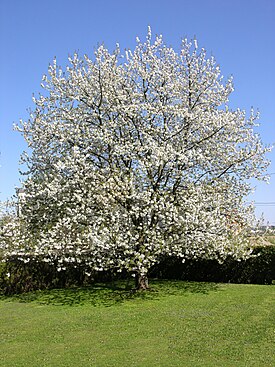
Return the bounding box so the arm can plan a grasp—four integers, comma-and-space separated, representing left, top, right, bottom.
135, 274, 149, 290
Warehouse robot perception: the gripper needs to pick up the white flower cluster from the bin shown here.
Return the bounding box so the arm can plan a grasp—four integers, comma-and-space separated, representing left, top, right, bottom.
1, 29, 271, 281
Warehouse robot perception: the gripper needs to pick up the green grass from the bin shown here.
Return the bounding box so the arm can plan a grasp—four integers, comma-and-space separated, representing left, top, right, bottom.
0, 280, 274, 367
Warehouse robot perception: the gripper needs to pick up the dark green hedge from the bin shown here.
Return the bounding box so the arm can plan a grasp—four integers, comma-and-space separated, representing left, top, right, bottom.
0, 258, 114, 295
150, 245, 275, 285
1, 245, 274, 295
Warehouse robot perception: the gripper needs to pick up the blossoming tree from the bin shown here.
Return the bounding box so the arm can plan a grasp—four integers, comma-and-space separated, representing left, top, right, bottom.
2, 28, 270, 289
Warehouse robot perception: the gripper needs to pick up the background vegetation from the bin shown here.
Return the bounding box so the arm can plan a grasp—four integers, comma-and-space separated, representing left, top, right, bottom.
1, 243, 275, 295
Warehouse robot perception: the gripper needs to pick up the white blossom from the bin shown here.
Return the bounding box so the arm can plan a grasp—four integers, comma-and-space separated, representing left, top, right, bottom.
1, 29, 271, 287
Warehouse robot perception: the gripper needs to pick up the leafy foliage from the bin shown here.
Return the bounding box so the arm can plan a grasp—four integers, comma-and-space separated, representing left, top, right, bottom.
1, 245, 274, 295
150, 245, 275, 284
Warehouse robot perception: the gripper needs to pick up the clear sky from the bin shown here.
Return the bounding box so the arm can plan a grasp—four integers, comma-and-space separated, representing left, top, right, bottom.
0, 0, 274, 223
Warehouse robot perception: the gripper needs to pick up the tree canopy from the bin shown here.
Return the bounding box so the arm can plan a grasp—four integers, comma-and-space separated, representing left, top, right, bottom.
1, 28, 271, 288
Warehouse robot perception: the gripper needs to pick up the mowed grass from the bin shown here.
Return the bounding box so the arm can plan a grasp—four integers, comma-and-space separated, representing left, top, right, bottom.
0, 280, 274, 367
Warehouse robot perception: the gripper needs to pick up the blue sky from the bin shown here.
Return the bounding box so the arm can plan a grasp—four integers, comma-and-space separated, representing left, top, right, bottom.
0, 0, 274, 223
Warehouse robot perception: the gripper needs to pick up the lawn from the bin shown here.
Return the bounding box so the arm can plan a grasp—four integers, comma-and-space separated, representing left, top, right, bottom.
0, 280, 274, 367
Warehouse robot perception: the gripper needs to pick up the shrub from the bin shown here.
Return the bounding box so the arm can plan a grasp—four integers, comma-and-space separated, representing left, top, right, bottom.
1, 246, 274, 295
0, 258, 96, 295
150, 245, 275, 285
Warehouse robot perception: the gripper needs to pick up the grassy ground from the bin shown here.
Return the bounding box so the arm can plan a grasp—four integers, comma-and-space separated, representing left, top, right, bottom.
0, 280, 274, 367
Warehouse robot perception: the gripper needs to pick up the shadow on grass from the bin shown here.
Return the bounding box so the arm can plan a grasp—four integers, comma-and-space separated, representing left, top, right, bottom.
0, 279, 221, 307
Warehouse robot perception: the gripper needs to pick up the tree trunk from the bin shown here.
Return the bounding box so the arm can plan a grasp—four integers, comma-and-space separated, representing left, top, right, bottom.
135, 273, 149, 290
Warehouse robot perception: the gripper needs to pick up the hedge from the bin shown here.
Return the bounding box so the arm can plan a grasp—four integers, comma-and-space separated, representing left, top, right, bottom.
149, 245, 275, 285
1, 245, 274, 295
0, 259, 115, 295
